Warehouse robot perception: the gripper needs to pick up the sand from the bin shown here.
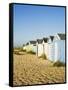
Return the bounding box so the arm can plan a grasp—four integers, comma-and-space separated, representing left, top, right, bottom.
13, 52, 65, 86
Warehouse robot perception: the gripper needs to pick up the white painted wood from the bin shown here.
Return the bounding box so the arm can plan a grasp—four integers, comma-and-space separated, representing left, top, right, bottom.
23, 46, 27, 50
37, 44, 43, 57
23, 34, 65, 63
53, 34, 65, 62
54, 42, 60, 62
60, 40, 65, 63
48, 43, 55, 61
26, 45, 33, 52
54, 40, 65, 62
44, 43, 49, 59
32, 45, 37, 53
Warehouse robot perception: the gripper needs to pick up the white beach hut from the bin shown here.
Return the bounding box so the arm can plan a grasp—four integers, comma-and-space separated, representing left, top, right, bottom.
43, 38, 49, 59
26, 41, 37, 53
48, 36, 55, 61
30, 41, 37, 53
23, 44, 27, 51
36, 39, 43, 57
54, 33, 65, 62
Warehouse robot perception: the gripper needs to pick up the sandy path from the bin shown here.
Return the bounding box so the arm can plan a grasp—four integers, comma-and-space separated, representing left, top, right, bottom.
13, 52, 65, 86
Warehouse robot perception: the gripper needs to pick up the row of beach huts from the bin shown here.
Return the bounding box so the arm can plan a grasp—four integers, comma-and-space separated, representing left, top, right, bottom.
23, 33, 65, 62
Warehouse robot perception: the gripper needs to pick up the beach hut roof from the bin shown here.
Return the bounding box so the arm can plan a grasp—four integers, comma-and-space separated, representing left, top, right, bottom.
58, 33, 65, 40
37, 39, 43, 44
43, 38, 49, 42
50, 36, 54, 41
26, 42, 29, 45
30, 41, 36, 44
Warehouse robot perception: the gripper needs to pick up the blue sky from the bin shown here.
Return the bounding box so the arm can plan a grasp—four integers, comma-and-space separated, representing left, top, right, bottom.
13, 4, 65, 47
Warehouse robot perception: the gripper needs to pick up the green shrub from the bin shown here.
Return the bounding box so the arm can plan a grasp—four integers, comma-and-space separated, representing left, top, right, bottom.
39, 54, 47, 60
27, 51, 36, 54
53, 60, 65, 67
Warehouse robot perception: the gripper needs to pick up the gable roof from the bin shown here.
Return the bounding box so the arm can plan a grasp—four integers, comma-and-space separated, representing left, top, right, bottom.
37, 39, 43, 44
50, 36, 54, 41
30, 41, 36, 44
43, 38, 49, 43
58, 33, 65, 40
26, 42, 29, 45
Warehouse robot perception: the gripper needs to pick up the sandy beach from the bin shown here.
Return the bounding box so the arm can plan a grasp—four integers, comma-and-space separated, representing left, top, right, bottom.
13, 51, 65, 86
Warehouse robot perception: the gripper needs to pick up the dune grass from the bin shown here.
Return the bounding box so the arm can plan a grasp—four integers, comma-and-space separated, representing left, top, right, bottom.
27, 50, 36, 54
20, 49, 26, 52
14, 51, 21, 55
53, 60, 65, 67
39, 54, 47, 60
